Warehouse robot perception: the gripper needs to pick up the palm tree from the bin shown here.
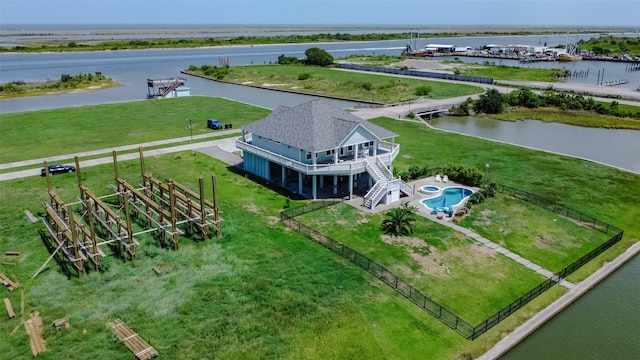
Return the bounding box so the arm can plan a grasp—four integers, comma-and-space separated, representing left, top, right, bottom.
380, 202, 418, 237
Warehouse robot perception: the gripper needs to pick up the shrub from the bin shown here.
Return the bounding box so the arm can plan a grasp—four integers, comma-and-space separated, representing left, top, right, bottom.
298, 73, 311, 80
414, 85, 432, 96
441, 163, 484, 187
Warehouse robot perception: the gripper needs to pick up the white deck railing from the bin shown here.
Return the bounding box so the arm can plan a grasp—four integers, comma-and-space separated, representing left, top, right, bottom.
236, 139, 399, 176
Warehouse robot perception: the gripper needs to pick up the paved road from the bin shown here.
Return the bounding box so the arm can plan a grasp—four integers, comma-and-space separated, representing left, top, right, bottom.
0, 135, 241, 182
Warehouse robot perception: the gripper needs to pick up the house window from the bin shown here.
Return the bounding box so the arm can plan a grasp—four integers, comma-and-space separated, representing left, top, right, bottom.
348, 145, 353, 151
326, 149, 335, 156
306, 153, 312, 160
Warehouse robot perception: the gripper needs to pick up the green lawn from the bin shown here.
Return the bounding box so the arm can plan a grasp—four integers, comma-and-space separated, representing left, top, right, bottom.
1, 98, 638, 359
0, 96, 270, 164
458, 194, 611, 273
186, 64, 484, 103
452, 63, 563, 82
296, 202, 545, 323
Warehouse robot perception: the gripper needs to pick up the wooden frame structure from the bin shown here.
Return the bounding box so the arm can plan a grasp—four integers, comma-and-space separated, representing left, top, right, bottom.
37, 149, 221, 276
111, 148, 220, 250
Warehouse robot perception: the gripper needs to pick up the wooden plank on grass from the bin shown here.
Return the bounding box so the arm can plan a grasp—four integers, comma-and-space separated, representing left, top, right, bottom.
108, 318, 158, 360
25, 209, 39, 223
24, 312, 46, 356
4, 298, 16, 319
0, 274, 18, 291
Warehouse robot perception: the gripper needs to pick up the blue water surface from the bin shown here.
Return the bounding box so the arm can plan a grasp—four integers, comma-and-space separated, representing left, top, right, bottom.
421, 187, 473, 209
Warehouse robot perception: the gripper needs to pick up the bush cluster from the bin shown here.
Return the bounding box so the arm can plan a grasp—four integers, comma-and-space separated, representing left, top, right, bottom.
393, 164, 429, 181
466, 183, 498, 208
473, 87, 640, 119
440, 163, 484, 187
189, 64, 229, 79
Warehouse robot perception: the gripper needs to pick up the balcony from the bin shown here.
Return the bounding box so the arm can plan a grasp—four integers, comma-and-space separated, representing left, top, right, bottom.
236, 139, 399, 176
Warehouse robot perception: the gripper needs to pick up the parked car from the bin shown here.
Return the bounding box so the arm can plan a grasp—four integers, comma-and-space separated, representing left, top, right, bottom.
207, 118, 222, 130
41, 164, 76, 176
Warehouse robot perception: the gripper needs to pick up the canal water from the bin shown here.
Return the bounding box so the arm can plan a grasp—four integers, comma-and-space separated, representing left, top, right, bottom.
428, 116, 640, 173
1, 34, 639, 359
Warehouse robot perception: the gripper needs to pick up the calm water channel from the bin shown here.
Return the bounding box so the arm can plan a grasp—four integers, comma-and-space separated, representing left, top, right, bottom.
1, 33, 638, 359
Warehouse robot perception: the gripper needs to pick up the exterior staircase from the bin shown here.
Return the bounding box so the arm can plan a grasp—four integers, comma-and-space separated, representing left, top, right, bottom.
363, 159, 391, 209
363, 157, 415, 209
159, 79, 184, 98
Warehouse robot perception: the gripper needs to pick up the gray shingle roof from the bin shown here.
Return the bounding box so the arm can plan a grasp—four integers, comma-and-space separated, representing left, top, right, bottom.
242, 100, 397, 152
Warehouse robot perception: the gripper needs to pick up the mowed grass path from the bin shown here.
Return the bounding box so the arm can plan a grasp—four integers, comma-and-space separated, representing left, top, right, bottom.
186, 64, 484, 103
296, 202, 545, 323
0, 96, 270, 164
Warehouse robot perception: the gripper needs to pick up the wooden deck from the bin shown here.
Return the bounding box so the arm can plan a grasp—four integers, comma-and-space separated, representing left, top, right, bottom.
108, 319, 158, 360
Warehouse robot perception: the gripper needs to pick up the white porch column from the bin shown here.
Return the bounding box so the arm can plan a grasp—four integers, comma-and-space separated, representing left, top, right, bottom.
313, 152, 317, 170
312, 175, 317, 200
281, 166, 286, 187
241, 130, 246, 142
319, 175, 324, 188
348, 174, 353, 200
354, 145, 358, 161
333, 175, 338, 195
373, 141, 377, 157
298, 172, 303, 195
334, 150, 338, 164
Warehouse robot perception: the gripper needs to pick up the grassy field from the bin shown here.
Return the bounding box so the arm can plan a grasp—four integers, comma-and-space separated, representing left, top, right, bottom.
1, 98, 638, 359
185, 64, 484, 103
454, 63, 563, 82
295, 202, 546, 324
0, 97, 270, 164
490, 106, 640, 129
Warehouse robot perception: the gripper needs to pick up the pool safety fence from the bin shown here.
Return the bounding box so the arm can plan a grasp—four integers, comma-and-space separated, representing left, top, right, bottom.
280, 185, 624, 340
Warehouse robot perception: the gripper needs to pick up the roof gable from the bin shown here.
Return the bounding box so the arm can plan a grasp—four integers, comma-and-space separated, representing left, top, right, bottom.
242, 100, 396, 152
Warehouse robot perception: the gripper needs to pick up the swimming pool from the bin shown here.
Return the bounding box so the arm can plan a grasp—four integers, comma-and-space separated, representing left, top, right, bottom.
421, 187, 474, 210
420, 185, 440, 193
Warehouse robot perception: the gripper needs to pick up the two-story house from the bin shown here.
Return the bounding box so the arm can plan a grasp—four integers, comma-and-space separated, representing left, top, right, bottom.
236, 100, 413, 208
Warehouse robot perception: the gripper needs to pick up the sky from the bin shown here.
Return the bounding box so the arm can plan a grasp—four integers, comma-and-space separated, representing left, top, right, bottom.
0, 0, 639, 27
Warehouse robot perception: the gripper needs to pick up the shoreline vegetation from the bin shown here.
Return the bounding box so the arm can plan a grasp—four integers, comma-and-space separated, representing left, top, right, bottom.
0, 73, 119, 98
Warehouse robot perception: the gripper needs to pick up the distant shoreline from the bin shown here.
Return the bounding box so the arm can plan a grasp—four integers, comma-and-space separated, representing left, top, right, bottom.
2, 24, 637, 36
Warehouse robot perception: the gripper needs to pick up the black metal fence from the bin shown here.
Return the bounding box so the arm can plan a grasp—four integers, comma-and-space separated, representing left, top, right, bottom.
337, 63, 494, 84
281, 200, 476, 338
280, 185, 624, 340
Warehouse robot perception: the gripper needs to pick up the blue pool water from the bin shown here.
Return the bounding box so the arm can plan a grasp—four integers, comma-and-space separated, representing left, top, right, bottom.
422, 185, 440, 192
421, 187, 474, 209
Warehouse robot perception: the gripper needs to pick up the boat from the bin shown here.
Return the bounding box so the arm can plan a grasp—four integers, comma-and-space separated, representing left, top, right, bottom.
558, 53, 583, 61
557, 33, 583, 61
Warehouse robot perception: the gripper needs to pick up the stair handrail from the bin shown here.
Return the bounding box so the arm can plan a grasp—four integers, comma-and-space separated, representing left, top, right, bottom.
375, 156, 393, 181
399, 179, 414, 196
365, 159, 381, 183
369, 181, 388, 208
363, 179, 383, 206
160, 79, 183, 98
